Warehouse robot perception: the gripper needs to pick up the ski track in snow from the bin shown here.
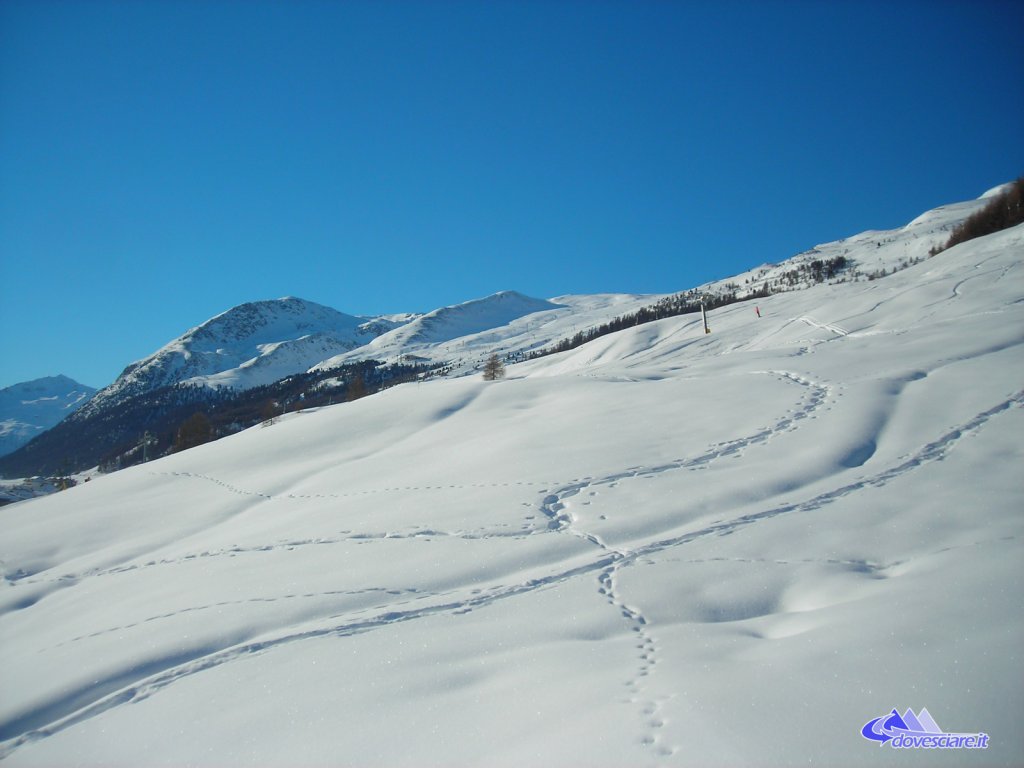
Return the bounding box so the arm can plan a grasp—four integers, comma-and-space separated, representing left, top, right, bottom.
2, 384, 1021, 759
798, 316, 849, 336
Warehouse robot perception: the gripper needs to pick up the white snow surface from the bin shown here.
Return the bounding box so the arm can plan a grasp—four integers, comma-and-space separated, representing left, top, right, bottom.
0, 376, 95, 458
314, 290, 663, 374
2, 223, 1023, 765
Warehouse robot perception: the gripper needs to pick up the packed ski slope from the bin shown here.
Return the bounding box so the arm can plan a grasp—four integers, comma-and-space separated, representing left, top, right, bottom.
1, 224, 1022, 766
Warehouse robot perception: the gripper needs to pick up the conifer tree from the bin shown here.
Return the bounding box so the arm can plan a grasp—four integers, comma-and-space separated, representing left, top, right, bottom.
483, 353, 506, 381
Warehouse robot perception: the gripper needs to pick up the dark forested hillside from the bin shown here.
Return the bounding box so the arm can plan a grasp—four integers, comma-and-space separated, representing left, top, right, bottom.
0, 360, 433, 478
932, 177, 1023, 255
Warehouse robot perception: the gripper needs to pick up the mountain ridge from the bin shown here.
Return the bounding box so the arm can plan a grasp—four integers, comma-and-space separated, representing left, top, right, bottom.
82, 297, 387, 415
75, 182, 1020, 410
0, 182, 1012, 480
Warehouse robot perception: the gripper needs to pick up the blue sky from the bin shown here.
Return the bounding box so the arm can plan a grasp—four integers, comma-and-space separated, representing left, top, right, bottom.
1, 0, 1021, 389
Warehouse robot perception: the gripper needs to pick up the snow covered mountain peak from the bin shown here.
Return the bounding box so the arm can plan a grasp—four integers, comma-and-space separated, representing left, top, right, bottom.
312, 290, 573, 372
85, 297, 377, 411
187, 296, 360, 343
0, 375, 96, 457
76, 288, 654, 421
408, 290, 565, 342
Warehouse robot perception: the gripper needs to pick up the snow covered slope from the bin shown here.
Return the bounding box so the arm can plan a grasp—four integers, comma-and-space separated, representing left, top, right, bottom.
0, 376, 95, 457
697, 182, 1014, 301
317, 290, 564, 363
314, 290, 662, 373
1, 219, 1021, 765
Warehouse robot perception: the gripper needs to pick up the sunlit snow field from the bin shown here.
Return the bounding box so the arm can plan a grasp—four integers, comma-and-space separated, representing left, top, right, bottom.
2, 223, 1022, 766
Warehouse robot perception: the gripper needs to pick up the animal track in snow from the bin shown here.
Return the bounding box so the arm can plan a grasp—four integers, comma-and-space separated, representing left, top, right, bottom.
148, 471, 563, 503
4, 386, 1017, 760
537, 370, 831, 534
596, 564, 672, 755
